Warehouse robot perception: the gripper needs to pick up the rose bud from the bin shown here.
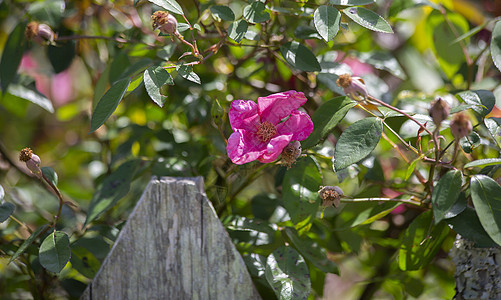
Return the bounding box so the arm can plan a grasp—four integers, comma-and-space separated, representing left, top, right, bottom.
151, 11, 178, 35
25, 22, 56, 44
450, 112, 473, 139
429, 97, 450, 127
318, 186, 344, 208
19, 147, 42, 178
336, 73, 368, 101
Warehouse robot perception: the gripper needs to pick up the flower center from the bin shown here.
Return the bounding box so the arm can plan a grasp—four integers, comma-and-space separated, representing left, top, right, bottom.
256, 121, 277, 143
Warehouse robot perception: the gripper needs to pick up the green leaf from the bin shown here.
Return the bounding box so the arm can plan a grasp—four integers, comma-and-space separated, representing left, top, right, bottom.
89, 77, 131, 133
398, 211, 449, 271
302, 97, 356, 149
7, 84, 54, 113
27, 0, 64, 26
329, 0, 375, 5
280, 41, 321, 72
210, 5, 235, 21
84, 159, 141, 226
336, 201, 401, 229
447, 207, 498, 248
70, 245, 101, 278
0, 202, 15, 223
431, 170, 462, 224
342, 7, 393, 33
228, 19, 249, 43
0, 184, 4, 200
314, 6, 341, 42
465, 158, 501, 169
148, 0, 183, 15
284, 227, 338, 274
109, 52, 130, 84
282, 157, 322, 225
224, 216, 276, 247
0, 22, 26, 93
144, 66, 174, 107
294, 26, 321, 40
9, 225, 49, 264
355, 51, 406, 79
39, 231, 71, 273
426, 11, 469, 79
48, 41, 75, 73
41, 167, 58, 187
243, 1, 270, 24
459, 132, 480, 153
405, 157, 420, 180
491, 21, 501, 73
444, 192, 467, 219
470, 175, 501, 245
317, 73, 345, 95
265, 246, 311, 300
334, 117, 383, 171
389, 0, 438, 17
117, 58, 152, 82
177, 65, 201, 84
456, 90, 495, 117
485, 118, 501, 147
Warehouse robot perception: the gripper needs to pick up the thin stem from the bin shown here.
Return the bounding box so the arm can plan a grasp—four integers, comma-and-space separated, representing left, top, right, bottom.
383, 121, 419, 155
55, 35, 155, 47
9, 215, 33, 234
41, 174, 64, 226
341, 197, 423, 206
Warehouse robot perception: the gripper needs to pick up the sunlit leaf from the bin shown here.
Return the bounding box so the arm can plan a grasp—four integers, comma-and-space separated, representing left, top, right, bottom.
89, 77, 131, 133
210, 5, 235, 21
228, 19, 249, 43
336, 201, 401, 229
459, 132, 480, 153
7, 84, 54, 113
334, 117, 383, 171
280, 41, 321, 72
398, 211, 449, 271
243, 1, 270, 24
39, 231, 71, 273
431, 170, 462, 224
491, 21, 501, 73
177, 65, 201, 84
265, 246, 311, 300
0, 184, 4, 200
342, 7, 393, 33
148, 0, 183, 15
70, 245, 101, 278
456, 90, 495, 117
314, 6, 341, 42
0, 22, 26, 93
329, 0, 375, 5
302, 96, 356, 149
465, 158, 501, 169
470, 175, 501, 245
144, 66, 174, 107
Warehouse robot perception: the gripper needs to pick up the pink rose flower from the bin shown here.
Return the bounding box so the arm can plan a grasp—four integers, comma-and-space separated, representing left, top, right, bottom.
227, 91, 313, 165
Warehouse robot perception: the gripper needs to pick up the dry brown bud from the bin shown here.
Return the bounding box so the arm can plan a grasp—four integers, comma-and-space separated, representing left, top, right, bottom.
25, 21, 56, 44
151, 11, 178, 35
19, 148, 42, 177
450, 112, 473, 139
19, 147, 33, 162
337, 73, 368, 101
318, 186, 344, 208
281, 141, 301, 169
429, 97, 450, 127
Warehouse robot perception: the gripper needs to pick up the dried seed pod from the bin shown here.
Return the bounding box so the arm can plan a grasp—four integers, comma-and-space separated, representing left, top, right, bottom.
429, 97, 450, 127
281, 141, 301, 169
25, 22, 56, 44
336, 73, 368, 101
450, 112, 473, 140
151, 11, 178, 35
19, 147, 42, 177
318, 186, 344, 208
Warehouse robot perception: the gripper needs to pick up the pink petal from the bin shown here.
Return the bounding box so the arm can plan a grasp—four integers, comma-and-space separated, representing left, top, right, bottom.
227, 129, 267, 165
276, 110, 313, 141
257, 91, 307, 125
228, 100, 260, 132
51, 71, 74, 106
258, 134, 293, 163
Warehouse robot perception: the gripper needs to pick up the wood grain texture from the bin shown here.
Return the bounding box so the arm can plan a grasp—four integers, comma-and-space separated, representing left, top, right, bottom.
81, 177, 261, 300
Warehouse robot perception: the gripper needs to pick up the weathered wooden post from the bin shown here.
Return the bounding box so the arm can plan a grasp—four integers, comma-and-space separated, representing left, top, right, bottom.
81, 177, 261, 300
451, 235, 501, 299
